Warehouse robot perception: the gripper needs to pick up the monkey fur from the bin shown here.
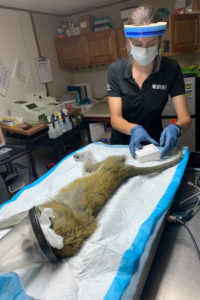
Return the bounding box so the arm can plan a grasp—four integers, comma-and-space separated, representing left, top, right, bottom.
0, 149, 183, 258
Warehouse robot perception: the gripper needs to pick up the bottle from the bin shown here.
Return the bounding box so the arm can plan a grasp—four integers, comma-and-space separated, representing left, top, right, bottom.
47, 116, 57, 139
62, 108, 72, 131
52, 113, 62, 137
58, 112, 66, 133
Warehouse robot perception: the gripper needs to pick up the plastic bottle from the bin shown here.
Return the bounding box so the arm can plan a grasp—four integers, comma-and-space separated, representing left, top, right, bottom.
58, 112, 66, 133
62, 108, 72, 131
52, 113, 62, 137
47, 116, 57, 139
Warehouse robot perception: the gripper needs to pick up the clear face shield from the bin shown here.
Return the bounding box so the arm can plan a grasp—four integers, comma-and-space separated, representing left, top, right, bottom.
124, 22, 167, 72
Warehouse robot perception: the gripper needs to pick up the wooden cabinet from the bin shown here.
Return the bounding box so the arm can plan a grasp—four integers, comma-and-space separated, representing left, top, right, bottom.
55, 29, 118, 69
115, 14, 200, 57
86, 30, 118, 64
55, 35, 89, 68
55, 14, 200, 69
168, 13, 199, 53
115, 28, 127, 58
163, 13, 200, 55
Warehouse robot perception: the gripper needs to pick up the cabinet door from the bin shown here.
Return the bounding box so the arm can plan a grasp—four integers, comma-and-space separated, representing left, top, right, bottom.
169, 14, 200, 53
115, 28, 128, 58
55, 36, 89, 68
86, 30, 118, 65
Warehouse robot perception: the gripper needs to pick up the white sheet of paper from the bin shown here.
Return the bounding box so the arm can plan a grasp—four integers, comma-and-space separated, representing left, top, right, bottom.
0, 60, 10, 96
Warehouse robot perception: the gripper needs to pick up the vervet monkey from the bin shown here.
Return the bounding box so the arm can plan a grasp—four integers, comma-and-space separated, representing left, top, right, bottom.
0, 149, 183, 257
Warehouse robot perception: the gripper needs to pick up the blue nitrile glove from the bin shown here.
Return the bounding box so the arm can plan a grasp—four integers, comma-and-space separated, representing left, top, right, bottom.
160, 124, 181, 159
129, 125, 159, 158
0, 272, 35, 300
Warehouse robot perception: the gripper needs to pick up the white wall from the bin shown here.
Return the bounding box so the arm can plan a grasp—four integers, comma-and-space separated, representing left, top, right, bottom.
0, 8, 73, 116
32, 13, 73, 98
0, 9, 45, 115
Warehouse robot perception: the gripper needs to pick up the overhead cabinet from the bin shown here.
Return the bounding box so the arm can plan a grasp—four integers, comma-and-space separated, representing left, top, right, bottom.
86, 30, 118, 64
55, 14, 200, 69
55, 29, 118, 69
55, 35, 89, 68
166, 13, 200, 54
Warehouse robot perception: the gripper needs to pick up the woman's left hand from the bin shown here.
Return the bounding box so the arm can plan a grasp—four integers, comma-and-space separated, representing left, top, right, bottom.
160, 124, 181, 159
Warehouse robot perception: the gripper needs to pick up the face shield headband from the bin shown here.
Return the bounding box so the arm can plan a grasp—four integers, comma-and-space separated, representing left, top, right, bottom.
124, 22, 167, 38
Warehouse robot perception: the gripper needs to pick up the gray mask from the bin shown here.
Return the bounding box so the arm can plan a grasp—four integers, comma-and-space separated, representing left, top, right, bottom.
131, 45, 158, 66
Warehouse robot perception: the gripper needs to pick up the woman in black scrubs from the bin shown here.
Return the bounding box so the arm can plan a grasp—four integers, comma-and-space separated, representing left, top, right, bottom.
107, 4, 191, 159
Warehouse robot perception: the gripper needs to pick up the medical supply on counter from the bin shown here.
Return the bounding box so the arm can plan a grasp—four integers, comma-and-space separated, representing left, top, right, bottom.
0, 116, 23, 127
52, 114, 62, 137
0, 119, 16, 127
62, 108, 72, 131
10, 100, 46, 124
25, 92, 75, 115
135, 144, 161, 163
57, 92, 77, 106
47, 116, 57, 139
58, 112, 66, 133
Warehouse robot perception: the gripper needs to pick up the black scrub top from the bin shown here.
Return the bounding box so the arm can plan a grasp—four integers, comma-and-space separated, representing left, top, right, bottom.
107, 56, 185, 145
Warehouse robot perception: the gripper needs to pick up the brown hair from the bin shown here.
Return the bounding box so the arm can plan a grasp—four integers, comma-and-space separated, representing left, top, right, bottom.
127, 4, 162, 26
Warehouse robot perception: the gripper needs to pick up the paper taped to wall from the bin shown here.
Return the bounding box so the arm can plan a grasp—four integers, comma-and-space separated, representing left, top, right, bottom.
13, 57, 31, 84
37, 57, 53, 84
0, 59, 10, 97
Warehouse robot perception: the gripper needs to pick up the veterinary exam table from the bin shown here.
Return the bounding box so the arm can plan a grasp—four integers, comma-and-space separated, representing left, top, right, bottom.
0, 143, 189, 300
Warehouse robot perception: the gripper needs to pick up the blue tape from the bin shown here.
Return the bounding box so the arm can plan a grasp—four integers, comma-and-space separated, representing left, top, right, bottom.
104, 148, 189, 300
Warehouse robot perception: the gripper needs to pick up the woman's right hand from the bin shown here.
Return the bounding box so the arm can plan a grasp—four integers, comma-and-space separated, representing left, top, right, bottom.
129, 125, 158, 158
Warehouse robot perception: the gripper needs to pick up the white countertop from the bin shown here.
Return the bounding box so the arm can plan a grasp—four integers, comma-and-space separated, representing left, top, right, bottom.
83, 102, 110, 118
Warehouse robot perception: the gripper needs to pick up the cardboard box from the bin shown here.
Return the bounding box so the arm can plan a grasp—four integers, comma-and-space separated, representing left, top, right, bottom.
78, 15, 93, 34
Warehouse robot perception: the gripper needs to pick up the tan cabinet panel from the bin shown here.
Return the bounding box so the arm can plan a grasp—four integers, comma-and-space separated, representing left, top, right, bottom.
86, 30, 118, 65
169, 14, 200, 53
115, 28, 127, 59
55, 36, 89, 68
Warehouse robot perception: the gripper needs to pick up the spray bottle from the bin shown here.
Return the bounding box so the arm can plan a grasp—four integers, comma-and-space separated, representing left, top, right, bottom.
62, 108, 72, 131
47, 116, 57, 139
58, 111, 66, 133
52, 113, 62, 137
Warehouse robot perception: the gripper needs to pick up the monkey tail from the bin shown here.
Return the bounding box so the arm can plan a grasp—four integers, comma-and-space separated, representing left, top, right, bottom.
126, 148, 183, 177
138, 148, 183, 175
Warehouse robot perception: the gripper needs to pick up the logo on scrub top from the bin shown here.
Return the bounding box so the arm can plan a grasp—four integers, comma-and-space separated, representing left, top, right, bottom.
107, 83, 111, 91
152, 84, 167, 90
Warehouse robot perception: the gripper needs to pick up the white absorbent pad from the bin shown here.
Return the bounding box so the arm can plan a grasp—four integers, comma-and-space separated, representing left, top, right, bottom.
0, 142, 189, 300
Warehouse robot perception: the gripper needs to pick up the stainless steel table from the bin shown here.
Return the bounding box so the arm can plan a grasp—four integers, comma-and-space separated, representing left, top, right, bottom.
141, 164, 200, 300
